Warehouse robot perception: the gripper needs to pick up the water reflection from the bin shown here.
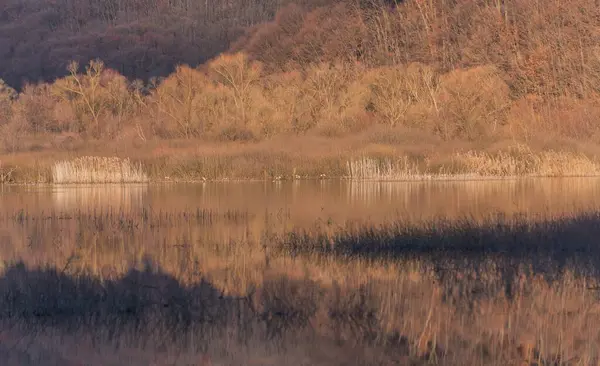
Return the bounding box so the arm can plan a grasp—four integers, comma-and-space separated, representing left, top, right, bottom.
51, 184, 148, 212
1, 178, 600, 220
1, 178, 600, 274
342, 179, 600, 219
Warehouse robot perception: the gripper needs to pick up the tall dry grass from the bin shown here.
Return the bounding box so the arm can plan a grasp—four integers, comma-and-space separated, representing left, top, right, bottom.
346, 147, 600, 181
51, 156, 149, 184
5, 138, 600, 184
0, 160, 15, 184
461, 146, 600, 178
346, 156, 433, 181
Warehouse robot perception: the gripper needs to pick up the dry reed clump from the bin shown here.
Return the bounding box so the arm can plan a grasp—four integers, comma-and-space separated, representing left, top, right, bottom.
459, 151, 532, 177
345, 155, 482, 181
534, 150, 600, 177
461, 146, 600, 177
51, 156, 149, 184
346, 156, 427, 181
0, 160, 15, 184
348, 144, 600, 181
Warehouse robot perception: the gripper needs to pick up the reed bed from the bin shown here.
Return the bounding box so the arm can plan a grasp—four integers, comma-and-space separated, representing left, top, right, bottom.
1, 207, 600, 364
346, 156, 433, 181
347, 149, 600, 181
6, 145, 600, 185
0, 160, 14, 183
461, 149, 600, 177
345, 156, 488, 181
51, 156, 149, 184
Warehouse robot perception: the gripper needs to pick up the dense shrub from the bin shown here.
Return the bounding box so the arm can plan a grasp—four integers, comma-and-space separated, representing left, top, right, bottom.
2, 0, 600, 147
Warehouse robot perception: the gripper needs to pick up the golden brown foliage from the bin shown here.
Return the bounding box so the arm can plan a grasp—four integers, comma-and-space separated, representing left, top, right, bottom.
2, 0, 600, 178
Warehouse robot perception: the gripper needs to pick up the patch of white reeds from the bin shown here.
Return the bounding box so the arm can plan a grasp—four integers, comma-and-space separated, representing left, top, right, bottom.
346, 156, 434, 181
52, 156, 149, 184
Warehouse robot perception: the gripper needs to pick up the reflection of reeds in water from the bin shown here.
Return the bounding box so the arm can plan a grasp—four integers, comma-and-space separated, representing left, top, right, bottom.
52, 156, 149, 184
345, 178, 600, 219
6, 178, 600, 242
0, 207, 258, 264
52, 184, 149, 212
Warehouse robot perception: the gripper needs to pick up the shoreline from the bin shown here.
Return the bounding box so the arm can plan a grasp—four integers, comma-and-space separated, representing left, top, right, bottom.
4, 173, 600, 186
2, 137, 600, 184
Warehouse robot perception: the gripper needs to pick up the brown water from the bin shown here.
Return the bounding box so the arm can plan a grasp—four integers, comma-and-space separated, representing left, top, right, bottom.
1, 178, 600, 276
2, 178, 600, 219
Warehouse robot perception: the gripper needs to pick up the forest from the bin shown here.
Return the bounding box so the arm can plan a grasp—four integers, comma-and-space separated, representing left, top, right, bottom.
1, 0, 600, 181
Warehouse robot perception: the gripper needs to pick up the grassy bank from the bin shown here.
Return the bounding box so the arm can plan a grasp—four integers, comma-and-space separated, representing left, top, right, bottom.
1, 209, 600, 364
1, 138, 600, 184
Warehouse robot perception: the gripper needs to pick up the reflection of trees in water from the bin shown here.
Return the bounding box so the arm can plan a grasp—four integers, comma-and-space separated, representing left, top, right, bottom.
52, 184, 148, 212
345, 179, 600, 219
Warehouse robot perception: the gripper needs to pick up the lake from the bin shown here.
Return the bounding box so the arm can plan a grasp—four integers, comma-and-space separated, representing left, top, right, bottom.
3, 177, 600, 219
1, 178, 600, 274
2, 178, 600, 365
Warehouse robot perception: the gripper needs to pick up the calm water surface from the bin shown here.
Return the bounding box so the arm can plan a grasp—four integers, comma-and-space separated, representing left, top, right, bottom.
1, 178, 600, 272
3, 178, 600, 217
